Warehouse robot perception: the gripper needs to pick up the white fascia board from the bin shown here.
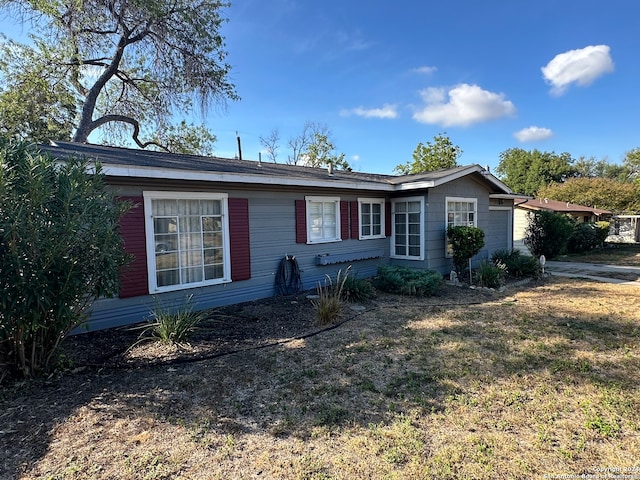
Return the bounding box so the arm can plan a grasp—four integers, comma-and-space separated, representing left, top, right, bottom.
102, 164, 394, 191
394, 180, 436, 191
393, 165, 482, 191
490, 193, 530, 199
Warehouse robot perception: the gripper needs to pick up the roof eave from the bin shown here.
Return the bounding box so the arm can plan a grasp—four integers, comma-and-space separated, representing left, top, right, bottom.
102, 164, 395, 191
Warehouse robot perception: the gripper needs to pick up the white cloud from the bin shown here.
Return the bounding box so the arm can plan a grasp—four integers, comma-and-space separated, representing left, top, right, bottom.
412, 83, 516, 127
412, 66, 438, 75
340, 104, 399, 119
541, 45, 614, 96
514, 126, 554, 142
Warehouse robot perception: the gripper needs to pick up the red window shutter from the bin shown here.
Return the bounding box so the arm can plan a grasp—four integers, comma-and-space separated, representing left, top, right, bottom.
385, 201, 392, 237
117, 196, 149, 298
229, 198, 251, 281
350, 201, 359, 239
295, 200, 307, 243
340, 201, 349, 240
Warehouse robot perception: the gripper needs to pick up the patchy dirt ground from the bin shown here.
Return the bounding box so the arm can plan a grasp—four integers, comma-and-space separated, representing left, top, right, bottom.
62, 283, 499, 370
2, 276, 639, 480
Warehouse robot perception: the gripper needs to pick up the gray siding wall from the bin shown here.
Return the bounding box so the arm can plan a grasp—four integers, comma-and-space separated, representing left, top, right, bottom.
429, 177, 491, 272
85, 180, 390, 331
388, 177, 513, 275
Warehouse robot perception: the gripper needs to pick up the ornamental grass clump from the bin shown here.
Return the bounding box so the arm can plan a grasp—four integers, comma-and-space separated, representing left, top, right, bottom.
313, 266, 351, 325
134, 295, 205, 348
473, 260, 506, 289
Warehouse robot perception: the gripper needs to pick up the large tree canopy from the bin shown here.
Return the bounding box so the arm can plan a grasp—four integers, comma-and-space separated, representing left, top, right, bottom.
0, 0, 237, 151
537, 177, 640, 214
394, 133, 462, 175
495, 148, 576, 196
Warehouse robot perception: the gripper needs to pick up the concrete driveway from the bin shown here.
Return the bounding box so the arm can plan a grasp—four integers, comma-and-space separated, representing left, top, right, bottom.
544, 261, 640, 286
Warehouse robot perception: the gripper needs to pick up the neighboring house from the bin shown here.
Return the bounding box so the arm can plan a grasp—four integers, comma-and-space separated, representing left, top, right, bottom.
513, 197, 613, 254
42, 141, 517, 331
608, 215, 640, 243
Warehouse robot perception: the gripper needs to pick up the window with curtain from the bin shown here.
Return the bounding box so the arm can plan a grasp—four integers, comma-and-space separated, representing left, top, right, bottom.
306, 196, 341, 243
144, 192, 229, 292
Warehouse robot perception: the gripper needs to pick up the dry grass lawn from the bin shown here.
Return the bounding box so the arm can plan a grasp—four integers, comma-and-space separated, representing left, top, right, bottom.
563, 243, 640, 266
1, 275, 639, 479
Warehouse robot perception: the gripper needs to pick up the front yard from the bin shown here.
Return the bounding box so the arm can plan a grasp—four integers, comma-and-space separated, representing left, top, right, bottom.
562, 243, 640, 266
1, 276, 639, 479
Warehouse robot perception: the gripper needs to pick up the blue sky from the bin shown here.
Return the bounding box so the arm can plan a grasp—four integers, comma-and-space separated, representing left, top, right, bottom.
206, 0, 640, 174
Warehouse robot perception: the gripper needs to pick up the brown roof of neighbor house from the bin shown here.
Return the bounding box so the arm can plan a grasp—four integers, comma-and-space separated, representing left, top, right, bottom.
515, 197, 612, 216
40, 140, 515, 194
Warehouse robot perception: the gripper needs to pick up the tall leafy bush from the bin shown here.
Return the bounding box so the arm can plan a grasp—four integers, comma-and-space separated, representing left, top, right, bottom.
0, 140, 130, 378
524, 211, 574, 259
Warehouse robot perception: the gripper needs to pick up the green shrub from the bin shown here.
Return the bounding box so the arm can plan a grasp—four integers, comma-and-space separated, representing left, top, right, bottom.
376, 265, 442, 296
447, 226, 485, 276
490, 249, 512, 264
136, 295, 205, 347
313, 267, 350, 325
0, 140, 130, 378
341, 274, 375, 302
491, 249, 541, 278
595, 221, 611, 247
473, 260, 505, 288
568, 222, 600, 253
524, 211, 574, 259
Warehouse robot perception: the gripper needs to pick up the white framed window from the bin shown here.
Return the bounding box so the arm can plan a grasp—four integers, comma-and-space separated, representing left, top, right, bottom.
358, 198, 385, 240
446, 197, 477, 228
143, 191, 231, 293
305, 196, 341, 244
391, 197, 424, 260
445, 197, 478, 256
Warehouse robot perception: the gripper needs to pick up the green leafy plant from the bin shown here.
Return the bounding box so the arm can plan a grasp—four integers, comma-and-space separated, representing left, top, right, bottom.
135, 295, 205, 347
473, 260, 506, 288
447, 225, 485, 277
594, 221, 611, 246
313, 267, 351, 325
0, 140, 130, 378
524, 211, 574, 259
568, 222, 601, 253
376, 265, 442, 296
341, 274, 375, 302
491, 249, 541, 279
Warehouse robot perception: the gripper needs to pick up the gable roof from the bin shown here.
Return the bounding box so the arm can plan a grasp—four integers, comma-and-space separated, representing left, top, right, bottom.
41, 141, 513, 194
515, 197, 612, 216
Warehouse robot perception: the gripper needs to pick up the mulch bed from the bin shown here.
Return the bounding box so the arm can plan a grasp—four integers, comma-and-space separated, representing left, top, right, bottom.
60, 283, 502, 373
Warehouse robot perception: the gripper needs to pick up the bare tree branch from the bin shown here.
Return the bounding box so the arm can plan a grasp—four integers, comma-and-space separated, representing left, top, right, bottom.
90, 114, 169, 151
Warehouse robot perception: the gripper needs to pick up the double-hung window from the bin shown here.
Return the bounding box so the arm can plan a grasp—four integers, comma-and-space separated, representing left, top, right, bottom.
445, 197, 477, 256
306, 196, 341, 243
391, 197, 424, 260
358, 198, 385, 239
144, 192, 230, 292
